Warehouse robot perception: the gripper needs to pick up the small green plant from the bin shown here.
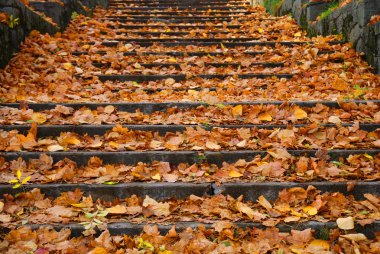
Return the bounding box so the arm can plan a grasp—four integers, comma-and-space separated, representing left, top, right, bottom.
79, 206, 108, 233
319, 3, 339, 21
8, 15, 19, 29
71, 11, 79, 20
9, 170, 30, 189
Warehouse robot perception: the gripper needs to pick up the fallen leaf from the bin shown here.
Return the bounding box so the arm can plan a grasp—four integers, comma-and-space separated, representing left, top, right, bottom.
31, 113, 47, 124
206, 141, 221, 150
231, 105, 243, 117
337, 216, 355, 230
302, 206, 318, 216
106, 205, 127, 214
47, 144, 64, 152
308, 239, 330, 251
258, 112, 272, 122
328, 116, 341, 124
341, 233, 367, 242
293, 107, 308, 120
228, 169, 243, 178
257, 195, 272, 210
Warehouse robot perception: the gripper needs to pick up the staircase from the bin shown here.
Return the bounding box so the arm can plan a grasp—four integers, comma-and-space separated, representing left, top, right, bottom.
0, 0, 379, 252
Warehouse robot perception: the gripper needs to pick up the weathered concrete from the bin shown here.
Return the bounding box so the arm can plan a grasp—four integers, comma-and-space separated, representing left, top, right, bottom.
275, 0, 380, 75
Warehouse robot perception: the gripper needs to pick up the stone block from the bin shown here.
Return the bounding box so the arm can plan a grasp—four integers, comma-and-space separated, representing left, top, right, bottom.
306, 2, 330, 21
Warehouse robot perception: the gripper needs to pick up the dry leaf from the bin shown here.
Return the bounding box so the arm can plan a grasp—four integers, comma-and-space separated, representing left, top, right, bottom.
257, 195, 272, 210
231, 105, 243, 117
294, 107, 308, 120
337, 216, 355, 230
258, 112, 272, 122
206, 141, 221, 150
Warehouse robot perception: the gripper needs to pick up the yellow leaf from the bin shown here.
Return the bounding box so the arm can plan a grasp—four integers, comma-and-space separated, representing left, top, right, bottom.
290, 209, 303, 217
337, 216, 355, 230
21, 176, 30, 184
61, 137, 81, 146
106, 205, 127, 214
294, 32, 302, 37
228, 169, 243, 178
257, 195, 272, 210
31, 113, 47, 124
364, 154, 373, 160
258, 112, 272, 122
231, 105, 243, 117
168, 58, 177, 63
258, 28, 264, 34
63, 63, 73, 70
12, 183, 21, 189
16, 170, 22, 180
225, 57, 233, 62
293, 107, 308, 120
303, 206, 318, 216
151, 173, 161, 180
291, 248, 303, 254
9, 179, 19, 184
138, 237, 154, 251
309, 239, 330, 250
71, 203, 86, 208
89, 247, 108, 254
109, 141, 120, 149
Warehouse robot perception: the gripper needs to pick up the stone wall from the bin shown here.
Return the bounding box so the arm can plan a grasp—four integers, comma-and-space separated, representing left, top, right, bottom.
275, 0, 380, 75
0, 0, 108, 69
0, 0, 58, 68
29, 0, 87, 31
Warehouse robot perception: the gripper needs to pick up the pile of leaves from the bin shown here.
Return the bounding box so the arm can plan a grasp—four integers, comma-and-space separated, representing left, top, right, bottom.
0, 102, 379, 125
0, 153, 378, 183
1, 225, 379, 253
0, 187, 378, 230
0, 123, 378, 152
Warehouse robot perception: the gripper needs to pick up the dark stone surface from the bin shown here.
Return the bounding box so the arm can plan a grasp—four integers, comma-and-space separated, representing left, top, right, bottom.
30, 0, 86, 31
0, 0, 58, 68
306, 2, 330, 21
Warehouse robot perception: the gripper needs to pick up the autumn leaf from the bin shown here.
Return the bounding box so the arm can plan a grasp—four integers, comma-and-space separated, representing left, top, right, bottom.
302, 206, 318, 216
205, 141, 221, 150
231, 105, 243, 117
257, 195, 272, 210
31, 113, 47, 124
341, 233, 367, 242
47, 144, 64, 152
293, 107, 308, 120
258, 112, 272, 122
337, 216, 355, 230
308, 239, 330, 251
235, 202, 265, 220
106, 205, 127, 214
143, 196, 170, 217
228, 169, 243, 178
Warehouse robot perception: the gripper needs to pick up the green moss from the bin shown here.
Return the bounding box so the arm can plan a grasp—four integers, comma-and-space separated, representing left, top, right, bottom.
263, 0, 283, 15
319, 2, 339, 21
